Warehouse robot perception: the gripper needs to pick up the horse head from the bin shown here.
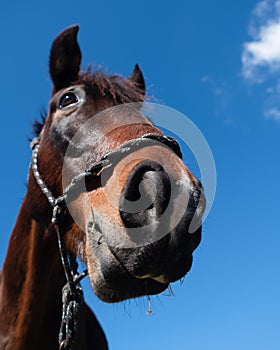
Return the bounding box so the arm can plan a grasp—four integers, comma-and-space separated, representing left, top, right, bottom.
28, 25, 205, 303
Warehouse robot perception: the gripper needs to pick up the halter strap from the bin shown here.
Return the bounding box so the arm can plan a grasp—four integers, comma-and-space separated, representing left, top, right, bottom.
30, 132, 182, 350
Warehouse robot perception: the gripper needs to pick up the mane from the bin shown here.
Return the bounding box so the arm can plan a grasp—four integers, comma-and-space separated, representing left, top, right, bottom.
32, 69, 145, 137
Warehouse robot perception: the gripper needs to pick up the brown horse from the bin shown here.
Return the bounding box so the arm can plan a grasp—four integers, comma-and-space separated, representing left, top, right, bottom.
0, 26, 205, 350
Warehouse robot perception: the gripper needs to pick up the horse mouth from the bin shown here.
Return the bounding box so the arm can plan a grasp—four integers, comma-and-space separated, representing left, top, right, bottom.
86, 222, 169, 302
86, 218, 199, 303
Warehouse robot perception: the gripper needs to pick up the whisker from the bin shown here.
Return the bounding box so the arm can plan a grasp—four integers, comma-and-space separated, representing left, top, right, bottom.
180, 276, 185, 285
163, 284, 176, 297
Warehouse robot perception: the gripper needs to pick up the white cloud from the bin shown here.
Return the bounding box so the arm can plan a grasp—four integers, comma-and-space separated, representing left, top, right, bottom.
264, 107, 280, 121
251, 0, 273, 22
201, 75, 232, 123
242, 1, 280, 123
253, 0, 270, 17
201, 75, 228, 97
242, 22, 280, 79
242, 0, 280, 80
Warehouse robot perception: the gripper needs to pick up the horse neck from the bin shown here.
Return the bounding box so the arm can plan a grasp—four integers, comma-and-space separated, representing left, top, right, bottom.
0, 194, 65, 350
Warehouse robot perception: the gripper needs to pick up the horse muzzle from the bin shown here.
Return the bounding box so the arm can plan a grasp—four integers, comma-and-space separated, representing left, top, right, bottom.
85, 155, 205, 302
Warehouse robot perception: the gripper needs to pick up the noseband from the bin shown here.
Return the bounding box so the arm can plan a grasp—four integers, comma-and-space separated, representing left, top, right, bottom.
30, 132, 182, 350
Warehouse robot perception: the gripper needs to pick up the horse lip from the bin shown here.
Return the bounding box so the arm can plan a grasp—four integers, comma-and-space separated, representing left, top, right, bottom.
86, 216, 196, 286
86, 220, 169, 285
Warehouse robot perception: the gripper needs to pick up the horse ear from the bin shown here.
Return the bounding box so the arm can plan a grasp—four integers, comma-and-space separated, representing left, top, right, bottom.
129, 64, 145, 95
49, 25, 82, 92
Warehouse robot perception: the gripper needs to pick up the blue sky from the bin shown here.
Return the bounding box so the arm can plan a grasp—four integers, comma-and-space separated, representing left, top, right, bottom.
1, 0, 280, 349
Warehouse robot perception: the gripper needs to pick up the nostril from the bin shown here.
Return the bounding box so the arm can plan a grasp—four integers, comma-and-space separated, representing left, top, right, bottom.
120, 161, 171, 228
121, 174, 156, 213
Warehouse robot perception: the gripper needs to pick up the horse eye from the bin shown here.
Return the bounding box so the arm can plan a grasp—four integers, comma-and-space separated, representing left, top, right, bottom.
59, 92, 79, 109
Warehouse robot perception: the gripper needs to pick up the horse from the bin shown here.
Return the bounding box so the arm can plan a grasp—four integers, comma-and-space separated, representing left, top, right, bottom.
0, 25, 205, 350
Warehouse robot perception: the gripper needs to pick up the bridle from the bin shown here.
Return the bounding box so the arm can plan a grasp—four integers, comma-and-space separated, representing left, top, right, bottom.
30, 132, 182, 350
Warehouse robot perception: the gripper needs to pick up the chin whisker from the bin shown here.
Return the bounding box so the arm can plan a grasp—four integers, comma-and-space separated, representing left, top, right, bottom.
163, 284, 175, 297
180, 276, 185, 285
